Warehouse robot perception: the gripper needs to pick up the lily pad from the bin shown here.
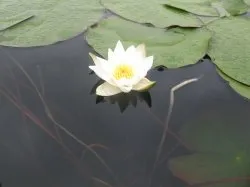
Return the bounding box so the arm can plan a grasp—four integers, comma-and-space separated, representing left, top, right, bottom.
169, 153, 250, 187
0, 12, 34, 31
101, 0, 202, 28
207, 17, 250, 86
169, 109, 250, 187
221, 0, 249, 16
217, 68, 250, 99
245, 0, 250, 6
164, 0, 219, 16
0, 0, 103, 47
86, 17, 211, 68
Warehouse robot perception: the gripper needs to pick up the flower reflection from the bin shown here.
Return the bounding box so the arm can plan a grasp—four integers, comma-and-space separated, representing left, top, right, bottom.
90, 79, 152, 112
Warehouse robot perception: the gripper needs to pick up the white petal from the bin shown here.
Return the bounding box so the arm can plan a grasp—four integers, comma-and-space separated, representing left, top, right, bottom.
96, 82, 122, 96
114, 40, 125, 56
114, 78, 133, 93
108, 48, 115, 60
89, 53, 112, 73
89, 53, 106, 67
144, 56, 154, 72
89, 66, 110, 83
132, 78, 156, 91
126, 45, 136, 54
136, 44, 146, 57
119, 85, 133, 93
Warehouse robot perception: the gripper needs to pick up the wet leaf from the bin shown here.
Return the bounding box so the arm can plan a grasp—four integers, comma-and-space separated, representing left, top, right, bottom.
86, 17, 211, 68
217, 68, 250, 99
207, 17, 250, 85
101, 0, 202, 28
0, 0, 103, 47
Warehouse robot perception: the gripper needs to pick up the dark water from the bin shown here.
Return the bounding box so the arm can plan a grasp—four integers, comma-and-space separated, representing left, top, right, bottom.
0, 34, 250, 187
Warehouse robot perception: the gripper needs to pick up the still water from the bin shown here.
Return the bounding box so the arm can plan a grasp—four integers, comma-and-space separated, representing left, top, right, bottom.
0, 34, 250, 187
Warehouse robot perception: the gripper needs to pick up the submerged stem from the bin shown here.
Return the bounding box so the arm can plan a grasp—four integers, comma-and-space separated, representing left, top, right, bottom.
0, 47, 116, 182
151, 76, 202, 184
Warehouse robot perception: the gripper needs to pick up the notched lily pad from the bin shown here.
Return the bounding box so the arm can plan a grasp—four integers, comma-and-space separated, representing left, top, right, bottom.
0, 0, 103, 47
217, 68, 250, 99
207, 17, 250, 86
101, 0, 202, 28
86, 17, 211, 68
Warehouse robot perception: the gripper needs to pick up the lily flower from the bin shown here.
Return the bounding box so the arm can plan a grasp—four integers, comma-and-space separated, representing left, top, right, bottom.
89, 40, 156, 96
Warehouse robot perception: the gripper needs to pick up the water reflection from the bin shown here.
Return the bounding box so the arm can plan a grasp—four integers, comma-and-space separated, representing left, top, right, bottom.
0, 35, 250, 187
90, 79, 152, 112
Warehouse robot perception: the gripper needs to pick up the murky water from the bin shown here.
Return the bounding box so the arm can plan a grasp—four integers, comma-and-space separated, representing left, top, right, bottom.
0, 34, 250, 187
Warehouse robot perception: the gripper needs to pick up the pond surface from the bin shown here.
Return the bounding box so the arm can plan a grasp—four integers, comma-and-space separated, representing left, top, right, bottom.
0, 34, 250, 187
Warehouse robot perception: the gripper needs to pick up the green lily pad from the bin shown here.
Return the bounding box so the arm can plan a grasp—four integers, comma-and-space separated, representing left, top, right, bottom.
0, 12, 34, 31
0, 0, 103, 47
217, 68, 250, 99
207, 17, 250, 86
101, 0, 202, 28
169, 108, 250, 187
245, 0, 250, 6
164, 0, 219, 16
221, 0, 249, 16
164, 0, 249, 18
169, 153, 250, 187
86, 17, 211, 68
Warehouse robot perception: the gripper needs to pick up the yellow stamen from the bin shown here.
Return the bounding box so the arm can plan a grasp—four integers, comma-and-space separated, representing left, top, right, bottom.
113, 64, 134, 80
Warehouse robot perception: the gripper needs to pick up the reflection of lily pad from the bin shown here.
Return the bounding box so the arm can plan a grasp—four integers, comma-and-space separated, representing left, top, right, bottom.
0, 0, 103, 47
101, 0, 202, 28
169, 109, 250, 187
86, 17, 211, 68
207, 17, 250, 85
217, 68, 250, 99
169, 153, 250, 187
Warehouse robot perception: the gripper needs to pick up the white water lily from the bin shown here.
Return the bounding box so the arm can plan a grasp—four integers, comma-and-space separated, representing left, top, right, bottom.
89, 40, 156, 96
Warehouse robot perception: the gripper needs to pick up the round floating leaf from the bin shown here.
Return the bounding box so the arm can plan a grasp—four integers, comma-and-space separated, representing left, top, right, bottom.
217, 68, 250, 99
169, 153, 250, 187
0, 0, 103, 47
208, 17, 250, 85
164, 0, 219, 16
101, 0, 202, 28
86, 17, 211, 68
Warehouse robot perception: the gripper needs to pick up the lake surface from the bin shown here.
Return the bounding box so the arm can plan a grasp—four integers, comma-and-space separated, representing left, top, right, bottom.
0, 34, 250, 187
